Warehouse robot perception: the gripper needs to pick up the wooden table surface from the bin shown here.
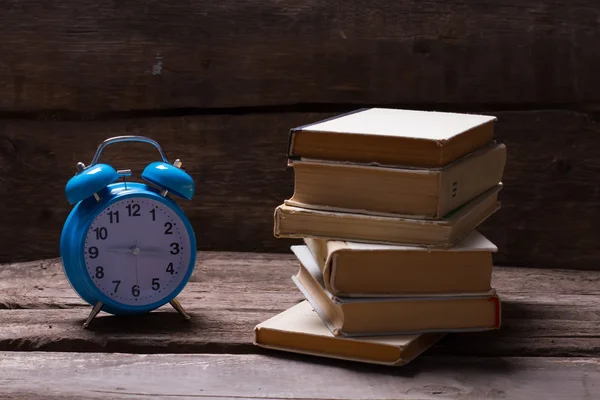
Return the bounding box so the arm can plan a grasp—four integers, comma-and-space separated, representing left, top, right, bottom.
1, 251, 599, 399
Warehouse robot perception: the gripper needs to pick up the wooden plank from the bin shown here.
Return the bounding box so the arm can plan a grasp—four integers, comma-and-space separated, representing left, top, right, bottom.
0, 112, 314, 262
0, 352, 598, 400
2, 1, 600, 112
477, 110, 600, 270
1, 110, 600, 269
0, 254, 598, 357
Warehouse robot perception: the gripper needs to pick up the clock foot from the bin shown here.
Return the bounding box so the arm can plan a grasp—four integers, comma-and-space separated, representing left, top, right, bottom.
169, 298, 191, 321
83, 301, 104, 329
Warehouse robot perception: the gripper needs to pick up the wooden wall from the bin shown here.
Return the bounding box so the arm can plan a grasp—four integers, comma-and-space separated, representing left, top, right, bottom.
1, 1, 599, 269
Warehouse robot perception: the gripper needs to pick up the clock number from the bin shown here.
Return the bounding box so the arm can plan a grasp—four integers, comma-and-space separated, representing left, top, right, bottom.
112, 280, 121, 293
152, 278, 160, 291
166, 262, 174, 275
89, 247, 99, 259
94, 227, 108, 240
95, 266, 104, 279
132, 285, 140, 297
108, 211, 120, 224
126, 203, 141, 217
164, 222, 173, 235
170, 243, 180, 254
150, 208, 156, 221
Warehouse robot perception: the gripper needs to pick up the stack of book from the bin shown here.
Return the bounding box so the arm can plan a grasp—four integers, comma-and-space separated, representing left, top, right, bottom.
254, 108, 507, 366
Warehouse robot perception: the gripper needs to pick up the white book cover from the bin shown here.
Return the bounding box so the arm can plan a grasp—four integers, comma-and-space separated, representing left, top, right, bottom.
297, 108, 497, 141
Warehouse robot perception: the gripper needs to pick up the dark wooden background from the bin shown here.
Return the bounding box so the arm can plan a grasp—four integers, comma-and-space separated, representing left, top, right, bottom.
1, 0, 598, 270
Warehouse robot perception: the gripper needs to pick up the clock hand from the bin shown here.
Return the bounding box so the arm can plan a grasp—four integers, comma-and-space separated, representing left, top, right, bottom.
107, 246, 168, 256
107, 247, 135, 254
137, 248, 169, 256
134, 241, 139, 287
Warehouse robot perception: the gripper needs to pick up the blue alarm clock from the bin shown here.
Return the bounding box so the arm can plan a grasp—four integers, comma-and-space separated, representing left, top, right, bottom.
60, 136, 197, 328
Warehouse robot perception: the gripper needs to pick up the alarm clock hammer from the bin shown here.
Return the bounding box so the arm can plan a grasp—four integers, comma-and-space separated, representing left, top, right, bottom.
60, 135, 197, 328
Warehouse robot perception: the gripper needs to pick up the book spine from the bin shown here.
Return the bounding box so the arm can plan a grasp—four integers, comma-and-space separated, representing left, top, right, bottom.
437, 143, 506, 217
489, 295, 502, 329
287, 109, 368, 158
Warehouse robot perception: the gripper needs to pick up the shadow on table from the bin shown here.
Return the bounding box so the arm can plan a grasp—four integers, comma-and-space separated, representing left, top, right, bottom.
258, 349, 515, 379
251, 300, 543, 377
75, 309, 197, 334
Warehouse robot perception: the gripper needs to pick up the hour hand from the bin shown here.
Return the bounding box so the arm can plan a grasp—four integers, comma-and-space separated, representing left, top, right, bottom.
107, 247, 134, 254
107, 246, 166, 257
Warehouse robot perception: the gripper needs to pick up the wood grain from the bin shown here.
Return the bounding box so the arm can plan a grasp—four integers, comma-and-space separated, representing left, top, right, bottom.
0, 253, 598, 357
0, 112, 316, 262
2, 1, 600, 112
1, 352, 599, 400
479, 110, 600, 270
1, 110, 600, 269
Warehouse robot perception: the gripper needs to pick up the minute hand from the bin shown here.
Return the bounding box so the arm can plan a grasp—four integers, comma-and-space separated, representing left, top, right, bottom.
136, 248, 169, 257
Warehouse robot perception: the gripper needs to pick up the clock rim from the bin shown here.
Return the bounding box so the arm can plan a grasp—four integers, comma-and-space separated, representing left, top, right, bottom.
60, 182, 197, 315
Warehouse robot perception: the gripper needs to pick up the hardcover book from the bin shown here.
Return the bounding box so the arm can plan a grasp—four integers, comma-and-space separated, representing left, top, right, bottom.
274, 184, 502, 248
288, 108, 497, 168
286, 142, 506, 219
291, 245, 502, 337
304, 230, 497, 297
254, 300, 444, 366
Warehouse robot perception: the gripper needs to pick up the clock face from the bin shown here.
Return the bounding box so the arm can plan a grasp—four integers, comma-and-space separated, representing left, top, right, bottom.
83, 196, 192, 306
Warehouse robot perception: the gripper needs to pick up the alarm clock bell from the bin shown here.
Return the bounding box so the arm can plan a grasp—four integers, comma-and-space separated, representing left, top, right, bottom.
60, 136, 197, 328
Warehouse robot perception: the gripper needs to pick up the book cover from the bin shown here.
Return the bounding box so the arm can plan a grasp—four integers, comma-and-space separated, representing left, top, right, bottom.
254, 300, 444, 366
